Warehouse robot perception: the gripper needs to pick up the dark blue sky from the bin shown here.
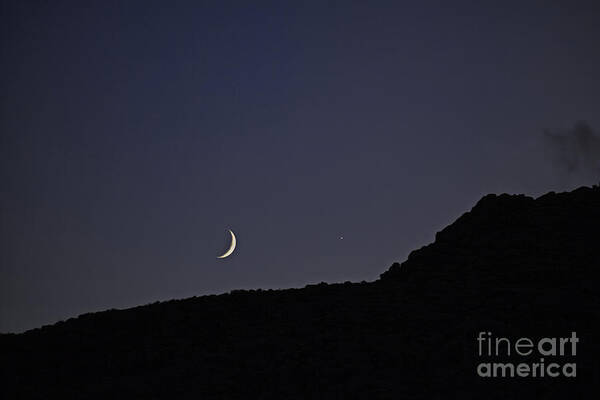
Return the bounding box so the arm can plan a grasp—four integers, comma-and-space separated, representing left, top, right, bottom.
2, 1, 599, 332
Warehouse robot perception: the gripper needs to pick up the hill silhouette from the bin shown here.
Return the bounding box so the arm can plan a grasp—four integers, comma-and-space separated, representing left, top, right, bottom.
2, 186, 599, 398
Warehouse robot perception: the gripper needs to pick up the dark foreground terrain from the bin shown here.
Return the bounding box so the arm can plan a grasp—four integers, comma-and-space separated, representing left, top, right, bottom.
2, 186, 600, 399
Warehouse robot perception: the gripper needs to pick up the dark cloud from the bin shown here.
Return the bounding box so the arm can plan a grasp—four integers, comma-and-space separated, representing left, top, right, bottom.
543, 121, 600, 182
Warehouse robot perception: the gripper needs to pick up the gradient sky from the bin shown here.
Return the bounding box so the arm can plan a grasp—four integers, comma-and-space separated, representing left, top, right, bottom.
2, 1, 599, 333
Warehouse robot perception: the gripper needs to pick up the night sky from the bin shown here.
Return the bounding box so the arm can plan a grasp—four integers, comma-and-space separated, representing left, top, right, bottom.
2, 1, 599, 333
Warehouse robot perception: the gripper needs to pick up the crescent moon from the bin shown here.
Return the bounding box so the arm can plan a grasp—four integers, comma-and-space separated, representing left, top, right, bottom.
217, 229, 236, 259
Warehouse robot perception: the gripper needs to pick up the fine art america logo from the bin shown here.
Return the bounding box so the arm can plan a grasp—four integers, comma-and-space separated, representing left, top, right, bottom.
476, 332, 578, 378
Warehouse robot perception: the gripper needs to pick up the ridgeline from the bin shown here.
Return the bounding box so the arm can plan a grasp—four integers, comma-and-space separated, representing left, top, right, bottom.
3, 186, 599, 398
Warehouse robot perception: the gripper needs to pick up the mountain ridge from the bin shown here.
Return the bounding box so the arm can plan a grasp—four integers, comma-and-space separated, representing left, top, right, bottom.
2, 186, 599, 398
